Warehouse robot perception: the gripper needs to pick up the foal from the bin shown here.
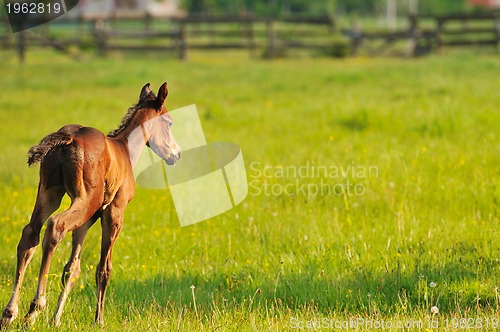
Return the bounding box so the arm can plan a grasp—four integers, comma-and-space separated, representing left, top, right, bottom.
0, 82, 180, 327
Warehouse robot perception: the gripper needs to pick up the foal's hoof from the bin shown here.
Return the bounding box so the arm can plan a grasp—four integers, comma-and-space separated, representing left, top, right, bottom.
49, 314, 62, 328
0, 320, 9, 330
0, 316, 14, 329
22, 312, 39, 327
1, 308, 18, 329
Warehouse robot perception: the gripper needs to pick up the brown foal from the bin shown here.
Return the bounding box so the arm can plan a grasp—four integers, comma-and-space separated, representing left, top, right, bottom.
0, 82, 181, 327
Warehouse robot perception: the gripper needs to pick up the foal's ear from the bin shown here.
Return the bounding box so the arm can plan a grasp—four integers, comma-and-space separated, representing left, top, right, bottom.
156, 82, 168, 106
139, 83, 152, 101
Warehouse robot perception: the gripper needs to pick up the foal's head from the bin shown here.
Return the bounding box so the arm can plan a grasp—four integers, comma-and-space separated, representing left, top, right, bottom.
136, 82, 181, 165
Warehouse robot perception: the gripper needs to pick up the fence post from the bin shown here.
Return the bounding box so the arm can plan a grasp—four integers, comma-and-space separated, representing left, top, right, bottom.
494, 11, 500, 50
406, 15, 418, 57
17, 30, 26, 63
435, 17, 444, 53
179, 21, 188, 60
93, 19, 109, 57
266, 18, 276, 59
246, 18, 256, 58
350, 15, 361, 56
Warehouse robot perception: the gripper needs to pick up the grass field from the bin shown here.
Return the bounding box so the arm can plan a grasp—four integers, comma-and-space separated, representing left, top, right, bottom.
0, 49, 499, 331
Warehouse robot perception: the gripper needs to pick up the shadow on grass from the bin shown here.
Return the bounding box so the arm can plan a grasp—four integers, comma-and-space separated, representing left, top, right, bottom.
107, 258, 499, 318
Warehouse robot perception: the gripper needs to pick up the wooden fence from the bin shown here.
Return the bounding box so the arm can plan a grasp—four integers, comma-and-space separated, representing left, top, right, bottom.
1, 12, 499, 61
91, 13, 336, 59
435, 12, 500, 48
342, 12, 500, 57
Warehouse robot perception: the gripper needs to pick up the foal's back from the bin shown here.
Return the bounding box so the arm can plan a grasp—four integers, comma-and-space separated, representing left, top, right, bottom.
37, 124, 133, 206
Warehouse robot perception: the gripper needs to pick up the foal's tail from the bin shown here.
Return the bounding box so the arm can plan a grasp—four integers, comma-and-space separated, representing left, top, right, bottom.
27, 132, 73, 166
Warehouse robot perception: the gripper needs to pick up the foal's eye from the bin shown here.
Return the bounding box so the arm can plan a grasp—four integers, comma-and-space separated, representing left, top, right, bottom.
168, 122, 173, 128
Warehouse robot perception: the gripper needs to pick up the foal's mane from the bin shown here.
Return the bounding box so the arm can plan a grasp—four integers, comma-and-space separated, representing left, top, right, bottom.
107, 91, 158, 138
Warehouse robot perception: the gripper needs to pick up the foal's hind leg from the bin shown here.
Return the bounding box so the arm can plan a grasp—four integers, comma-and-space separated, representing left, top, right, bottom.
1, 185, 64, 327
25, 199, 100, 323
51, 214, 99, 326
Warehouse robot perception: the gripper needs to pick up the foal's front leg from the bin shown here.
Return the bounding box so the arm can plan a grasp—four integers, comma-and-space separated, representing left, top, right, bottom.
95, 204, 124, 325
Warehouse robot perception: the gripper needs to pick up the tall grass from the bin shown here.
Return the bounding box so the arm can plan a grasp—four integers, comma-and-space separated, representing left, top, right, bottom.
0, 50, 499, 331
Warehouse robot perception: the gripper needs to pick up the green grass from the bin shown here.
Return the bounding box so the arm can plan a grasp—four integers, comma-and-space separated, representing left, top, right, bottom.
0, 49, 499, 331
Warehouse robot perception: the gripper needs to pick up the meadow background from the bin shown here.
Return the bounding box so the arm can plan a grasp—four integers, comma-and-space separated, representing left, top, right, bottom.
0, 49, 499, 331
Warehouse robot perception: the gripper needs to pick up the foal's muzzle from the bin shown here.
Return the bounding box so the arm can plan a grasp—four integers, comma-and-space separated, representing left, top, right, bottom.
164, 151, 181, 165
